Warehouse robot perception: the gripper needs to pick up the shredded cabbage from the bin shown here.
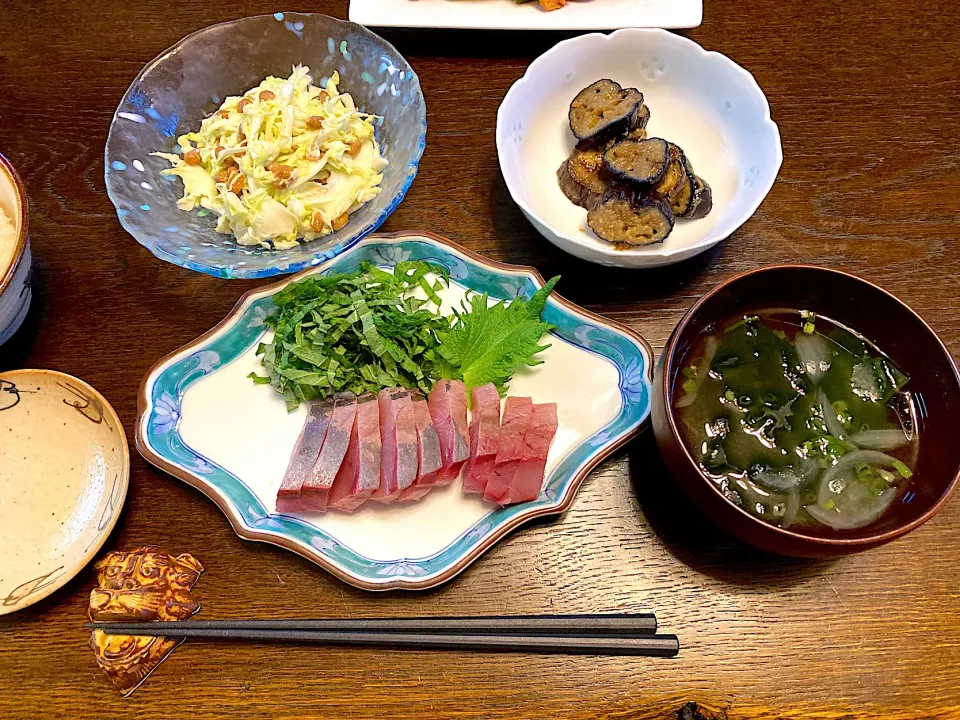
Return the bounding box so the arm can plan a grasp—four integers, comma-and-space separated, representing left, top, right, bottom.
151, 65, 388, 250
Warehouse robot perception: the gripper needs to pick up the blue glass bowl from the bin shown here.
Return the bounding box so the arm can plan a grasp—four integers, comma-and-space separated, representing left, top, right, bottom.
105, 13, 426, 279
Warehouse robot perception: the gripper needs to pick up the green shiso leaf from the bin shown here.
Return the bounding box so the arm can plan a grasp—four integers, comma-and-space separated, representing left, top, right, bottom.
439, 276, 560, 397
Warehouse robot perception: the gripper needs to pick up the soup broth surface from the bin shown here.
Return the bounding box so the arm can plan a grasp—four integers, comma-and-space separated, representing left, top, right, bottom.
674, 310, 917, 535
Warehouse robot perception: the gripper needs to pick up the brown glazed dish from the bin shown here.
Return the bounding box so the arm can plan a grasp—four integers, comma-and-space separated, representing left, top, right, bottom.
652, 265, 960, 557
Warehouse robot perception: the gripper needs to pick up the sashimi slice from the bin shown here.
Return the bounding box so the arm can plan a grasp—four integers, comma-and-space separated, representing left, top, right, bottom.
399, 391, 444, 501
482, 396, 534, 503
372, 389, 418, 502
490, 402, 558, 506
328, 392, 382, 512
461, 383, 502, 494
429, 379, 469, 485
275, 398, 334, 513
300, 393, 357, 511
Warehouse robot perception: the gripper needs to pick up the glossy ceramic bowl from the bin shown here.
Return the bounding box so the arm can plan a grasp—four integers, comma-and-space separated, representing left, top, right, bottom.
105, 12, 426, 279
652, 265, 960, 557
497, 29, 782, 268
0, 370, 129, 614
0, 152, 30, 346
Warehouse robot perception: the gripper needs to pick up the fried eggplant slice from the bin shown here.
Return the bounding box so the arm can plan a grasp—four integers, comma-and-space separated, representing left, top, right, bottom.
568, 80, 644, 143
557, 144, 613, 210
677, 154, 713, 219
652, 142, 694, 215
686, 175, 713, 219
587, 187, 675, 246
603, 138, 670, 185
636, 103, 651, 131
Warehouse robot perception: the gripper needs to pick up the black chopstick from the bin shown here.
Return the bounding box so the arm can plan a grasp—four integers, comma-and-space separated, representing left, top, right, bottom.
86, 613, 656, 637
83, 626, 679, 657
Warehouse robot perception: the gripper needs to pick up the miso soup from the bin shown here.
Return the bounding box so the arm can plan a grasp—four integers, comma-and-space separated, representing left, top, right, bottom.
673, 310, 918, 535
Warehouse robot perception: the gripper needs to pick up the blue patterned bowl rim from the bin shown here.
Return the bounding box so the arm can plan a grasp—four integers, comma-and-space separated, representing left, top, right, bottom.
104, 13, 427, 279
136, 231, 654, 591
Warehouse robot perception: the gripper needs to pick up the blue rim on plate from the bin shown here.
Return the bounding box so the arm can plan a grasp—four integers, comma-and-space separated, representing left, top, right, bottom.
136, 232, 654, 590
105, 13, 427, 279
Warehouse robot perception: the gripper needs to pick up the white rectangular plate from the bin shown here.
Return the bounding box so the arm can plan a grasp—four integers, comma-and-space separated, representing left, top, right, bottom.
348, 0, 702, 31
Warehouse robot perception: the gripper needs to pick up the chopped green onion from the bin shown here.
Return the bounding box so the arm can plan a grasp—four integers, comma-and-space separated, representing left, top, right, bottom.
823, 499, 836, 511
892, 460, 913, 479
803, 321, 816, 334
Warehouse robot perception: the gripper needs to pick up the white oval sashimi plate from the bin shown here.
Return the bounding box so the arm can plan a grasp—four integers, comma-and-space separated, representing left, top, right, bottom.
137, 232, 653, 591
497, 29, 782, 268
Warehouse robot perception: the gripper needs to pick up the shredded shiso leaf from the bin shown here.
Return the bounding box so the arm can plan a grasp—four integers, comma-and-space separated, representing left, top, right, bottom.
250, 261, 452, 411
250, 263, 561, 410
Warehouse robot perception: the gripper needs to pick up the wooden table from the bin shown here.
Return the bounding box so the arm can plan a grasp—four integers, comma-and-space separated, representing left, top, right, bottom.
2, 1, 959, 717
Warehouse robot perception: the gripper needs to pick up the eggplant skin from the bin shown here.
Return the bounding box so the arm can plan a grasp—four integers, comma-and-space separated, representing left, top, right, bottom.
587, 187, 675, 246
669, 166, 694, 216
603, 137, 670, 185
636, 103, 651, 131
557, 144, 613, 210
568, 80, 644, 144
678, 153, 713, 219
557, 158, 604, 210
686, 176, 713, 219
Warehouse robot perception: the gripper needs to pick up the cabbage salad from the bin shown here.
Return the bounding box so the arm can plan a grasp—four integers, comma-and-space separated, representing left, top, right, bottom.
152, 65, 388, 250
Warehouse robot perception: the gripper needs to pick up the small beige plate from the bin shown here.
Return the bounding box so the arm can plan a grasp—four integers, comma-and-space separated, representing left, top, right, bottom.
0, 370, 129, 615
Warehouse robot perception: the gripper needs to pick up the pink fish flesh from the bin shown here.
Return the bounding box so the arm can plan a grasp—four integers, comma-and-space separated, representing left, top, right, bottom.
300, 393, 358, 511
372, 388, 418, 502
399, 391, 444, 501
461, 383, 502, 494
482, 396, 534, 503
429, 379, 470, 485
489, 402, 558, 506
275, 398, 334, 513
328, 392, 382, 512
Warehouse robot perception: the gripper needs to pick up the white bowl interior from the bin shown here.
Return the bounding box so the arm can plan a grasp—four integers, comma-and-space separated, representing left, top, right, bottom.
498, 30, 781, 265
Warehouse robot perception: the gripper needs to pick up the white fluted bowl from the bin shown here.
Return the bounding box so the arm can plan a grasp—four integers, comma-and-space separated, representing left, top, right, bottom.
497, 29, 782, 268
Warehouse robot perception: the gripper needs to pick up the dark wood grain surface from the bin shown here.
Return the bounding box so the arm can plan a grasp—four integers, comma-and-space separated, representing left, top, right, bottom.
2, 1, 959, 718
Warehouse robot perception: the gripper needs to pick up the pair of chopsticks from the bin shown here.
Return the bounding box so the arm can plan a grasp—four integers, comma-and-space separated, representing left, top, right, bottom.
86, 613, 679, 657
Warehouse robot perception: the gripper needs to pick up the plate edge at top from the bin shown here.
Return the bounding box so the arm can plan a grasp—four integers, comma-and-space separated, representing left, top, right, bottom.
347, 0, 702, 30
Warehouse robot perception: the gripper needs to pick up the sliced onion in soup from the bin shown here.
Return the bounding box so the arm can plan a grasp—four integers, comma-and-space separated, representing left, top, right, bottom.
754, 457, 820, 491
806, 487, 898, 530
676, 335, 718, 408
806, 450, 904, 530
795, 332, 832, 384
818, 389, 851, 442
849, 428, 910, 450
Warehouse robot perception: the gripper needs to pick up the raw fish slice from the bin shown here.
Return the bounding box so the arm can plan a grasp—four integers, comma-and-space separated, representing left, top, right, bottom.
372, 389, 418, 502
275, 398, 334, 513
301, 393, 358, 511
482, 397, 534, 503
490, 403, 558, 506
399, 391, 444, 501
328, 393, 382, 512
429, 379, 470, 485
461, 383, 502, 494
